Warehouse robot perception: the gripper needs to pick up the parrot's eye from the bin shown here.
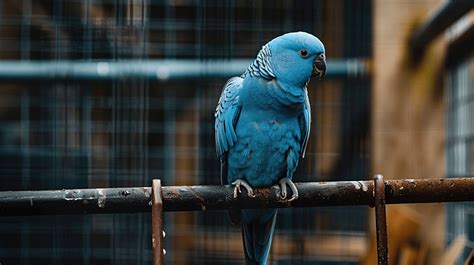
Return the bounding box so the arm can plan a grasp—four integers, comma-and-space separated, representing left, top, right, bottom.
299, 49, 309, 58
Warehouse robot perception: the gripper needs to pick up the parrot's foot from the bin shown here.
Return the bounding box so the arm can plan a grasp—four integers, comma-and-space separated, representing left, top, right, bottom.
277, 178, 299, 202
231, 179, 256, 198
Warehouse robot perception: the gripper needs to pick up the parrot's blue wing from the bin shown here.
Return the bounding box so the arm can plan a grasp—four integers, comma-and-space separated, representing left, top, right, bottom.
215, 77, 242, 159
299, 89, 311, 158
215, 76, 243, 184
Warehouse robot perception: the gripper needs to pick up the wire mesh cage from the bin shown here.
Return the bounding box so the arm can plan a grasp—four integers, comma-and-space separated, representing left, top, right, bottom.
446, 53, 474, 265
0, 0, 371, 264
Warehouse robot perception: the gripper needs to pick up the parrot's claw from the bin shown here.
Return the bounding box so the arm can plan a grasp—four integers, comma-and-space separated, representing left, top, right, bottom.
278, 178, 299, 202
231, 179, 256, 198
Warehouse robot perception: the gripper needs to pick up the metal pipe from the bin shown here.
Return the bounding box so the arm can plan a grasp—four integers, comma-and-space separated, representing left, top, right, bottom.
374, 175, 388, 265
151, 180, 164, 265
0, 58, 369, 81
0, 178, 473, 216
410, 0, 474, 53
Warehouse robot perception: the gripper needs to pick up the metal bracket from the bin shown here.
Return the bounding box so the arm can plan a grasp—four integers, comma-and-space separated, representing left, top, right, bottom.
374, 174, 388, 265
152, 179, 164, 265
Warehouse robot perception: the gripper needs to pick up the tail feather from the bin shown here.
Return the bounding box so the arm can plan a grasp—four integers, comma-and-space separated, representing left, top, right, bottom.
242, 209, 278, 265
229, 208, 242, 226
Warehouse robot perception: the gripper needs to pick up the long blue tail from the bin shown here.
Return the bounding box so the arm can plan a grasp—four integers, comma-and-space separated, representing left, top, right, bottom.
241, 209, 278, 265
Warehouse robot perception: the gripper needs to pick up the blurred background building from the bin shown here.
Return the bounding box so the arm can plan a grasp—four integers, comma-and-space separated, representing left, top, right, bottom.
0, 0, 471, 264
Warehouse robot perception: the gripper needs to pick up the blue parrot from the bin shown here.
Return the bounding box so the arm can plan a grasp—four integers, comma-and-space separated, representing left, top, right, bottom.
215, 32, 326, 265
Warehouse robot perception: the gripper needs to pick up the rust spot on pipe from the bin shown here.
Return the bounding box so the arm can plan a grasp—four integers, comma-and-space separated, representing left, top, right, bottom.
64, 189, 81, 201
97, 189, 105, 208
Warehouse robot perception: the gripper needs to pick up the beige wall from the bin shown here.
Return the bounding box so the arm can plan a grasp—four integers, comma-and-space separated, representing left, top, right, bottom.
372, 0, 446, 264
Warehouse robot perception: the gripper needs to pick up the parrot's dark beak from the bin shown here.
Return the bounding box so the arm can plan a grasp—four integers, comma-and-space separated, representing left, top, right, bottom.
313, 53, 326, 79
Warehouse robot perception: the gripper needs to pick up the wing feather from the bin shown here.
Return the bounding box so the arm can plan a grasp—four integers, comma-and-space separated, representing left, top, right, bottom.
299, 89, 311, 158
215, 77, 243, 161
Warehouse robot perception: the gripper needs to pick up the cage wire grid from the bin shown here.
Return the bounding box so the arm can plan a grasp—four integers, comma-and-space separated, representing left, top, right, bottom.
446, 53, 474, 265
0, 1, 371, 264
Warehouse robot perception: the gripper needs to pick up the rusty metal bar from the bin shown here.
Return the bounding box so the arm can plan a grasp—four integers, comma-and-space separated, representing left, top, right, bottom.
0, 187, 152, 215
1, 178, 474, 216
409, 0, 474, 53
152, 179, 164, 265
374, 175, 388, 265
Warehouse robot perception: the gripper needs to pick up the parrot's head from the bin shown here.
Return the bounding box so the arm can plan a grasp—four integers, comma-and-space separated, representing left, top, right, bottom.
268, 31, 326, 87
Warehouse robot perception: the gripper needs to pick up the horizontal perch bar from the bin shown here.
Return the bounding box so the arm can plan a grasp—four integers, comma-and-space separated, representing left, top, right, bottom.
0, 178, 473, 216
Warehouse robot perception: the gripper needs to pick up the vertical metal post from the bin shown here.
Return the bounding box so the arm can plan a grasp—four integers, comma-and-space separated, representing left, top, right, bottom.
152, 179, 164, 265
374, 174, 388, 265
